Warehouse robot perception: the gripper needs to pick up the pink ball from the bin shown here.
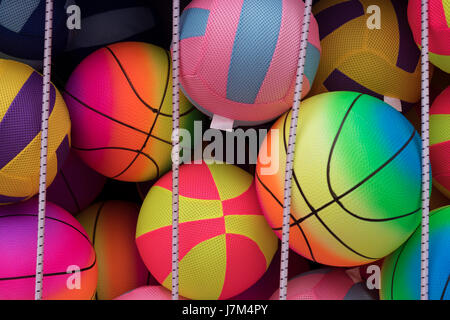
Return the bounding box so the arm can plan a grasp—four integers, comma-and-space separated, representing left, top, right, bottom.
47, 151, 107, 214
0, 199, 97, 300
270, 268, 378, 300
179, 0, 321, 126
115, 286, 187, 300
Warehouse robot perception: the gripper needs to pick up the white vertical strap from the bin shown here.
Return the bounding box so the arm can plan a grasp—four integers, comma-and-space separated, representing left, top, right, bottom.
279, 0, 313, 300
35, 0, 54, 300
171, 0, 181, 301
420, 0, 430, 301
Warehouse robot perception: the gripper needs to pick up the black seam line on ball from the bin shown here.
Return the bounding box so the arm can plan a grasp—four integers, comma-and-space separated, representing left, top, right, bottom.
60, 170, 81, 213
0, 214, 97, 281
91, 201, 106, 247
441, 275, 450, 300
106, 46, 170, 179
72, 146, 161, 177
390, 242, 407, 300
255, 172, 316, 262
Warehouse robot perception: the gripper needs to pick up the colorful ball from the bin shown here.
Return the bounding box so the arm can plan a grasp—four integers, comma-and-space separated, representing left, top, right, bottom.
0, 199, 97, 300
381, 206, 450, 300
408, 0, 450, 73
47, 150, 107, 214
430, 86, 450, 198
115, 286, 187, 300
0, 0, 72, 66
256, 91, 422, 266
0, 59, 71, 205
136, 162, 278, 300
270, 268, 377, 300
311, 0, 421, 113
64, 42, 203, 182
178, 0, 321, 126
77, 201, 149, 300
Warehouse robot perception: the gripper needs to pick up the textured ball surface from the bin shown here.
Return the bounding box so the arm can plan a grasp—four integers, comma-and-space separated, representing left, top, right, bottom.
47, 150, 107, 214
77, 201, 149, 300
430, 86, 450, 198
381, 206, 450, 300
136, 162, 278, 300
270, 268, 377, 300
256, 92, 422, 266
64, 42, 203, 182
115, 286, 187, 300
311, 0, 421, 113
179, 0, 321, 125
0, 0, 71, 61
0, 59, 71, 205
408, 0, 450, 73
0, 199, 97, 300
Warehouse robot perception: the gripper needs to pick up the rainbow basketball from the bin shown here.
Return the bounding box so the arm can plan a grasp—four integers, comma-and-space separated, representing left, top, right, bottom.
136, 162, 278, 300
311, 0, 421, 113
115, 286, 187, 300
64, 42, 203, 182
270, 268, 377, 300
381, 206, 450, 300
0, 199, 97, 300
77, 201, 148, 300
430, 86, 450, 198
256, 91, 422, 267
47, 150, 107, 214
178, 0, 321, 126
408, 0, 450, 73
0, 59, 71, 205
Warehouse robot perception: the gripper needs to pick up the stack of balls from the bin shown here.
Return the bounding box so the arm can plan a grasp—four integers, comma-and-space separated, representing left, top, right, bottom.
0, 0, 448, 301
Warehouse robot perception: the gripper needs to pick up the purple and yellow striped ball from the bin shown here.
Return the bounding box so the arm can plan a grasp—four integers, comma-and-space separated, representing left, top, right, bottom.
256, 91, 422, 267
0, 199, 97, 300
311, 0, 421, 113
77, 201, 149, 300
0, 59, 71, 205
179, 0, 321, 126
64, 42, 202, 182
408, 0, 450, 73
381, 206, 450, 300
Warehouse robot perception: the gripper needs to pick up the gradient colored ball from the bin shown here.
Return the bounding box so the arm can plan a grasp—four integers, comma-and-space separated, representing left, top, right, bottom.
115, 286, 187, 300
47, 150, 107, 214
0, 199, 97, 300
311, 0, 421, 113
179, 0, 321, 126
270, 268, 377, 300
408, 0, 450, 73
77, 201, 149, 300
0, 59, 70, 205
381, 206, 450, 300
430, 86, 450, 198
136, 162, 278, 300
256, 92, 422, 266
64, 42, 203, 182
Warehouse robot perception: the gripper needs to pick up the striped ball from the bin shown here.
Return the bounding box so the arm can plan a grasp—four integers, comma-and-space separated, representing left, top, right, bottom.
270, 268, 377, 300
0, 59, 71, 205
311, 0, 421, 113
430, 86, 450, 198
0, 199, 97, 300
179, 0, 321, 126
64, 42, 203, 182
408, 0, 450, 73
381, 206, 450, 300
256, 92, 422, 267
136, 162, 278, 300
77, 201, 149, 300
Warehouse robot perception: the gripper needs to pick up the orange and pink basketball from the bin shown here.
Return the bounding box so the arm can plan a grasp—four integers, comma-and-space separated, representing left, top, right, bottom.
0, 199, 97, 300
115, 286, 187, 300
64, 42, 202, 182
136, 162, 278, 300
408, 0, 450, 73
430, 86, 450, 198
178, 0, 321, 125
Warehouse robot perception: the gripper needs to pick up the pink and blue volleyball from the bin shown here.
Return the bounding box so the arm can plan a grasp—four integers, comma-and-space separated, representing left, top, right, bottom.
178, 0, 321, 126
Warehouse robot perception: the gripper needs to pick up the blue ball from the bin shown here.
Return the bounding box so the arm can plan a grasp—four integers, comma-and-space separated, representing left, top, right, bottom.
0, 0, 71, 61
